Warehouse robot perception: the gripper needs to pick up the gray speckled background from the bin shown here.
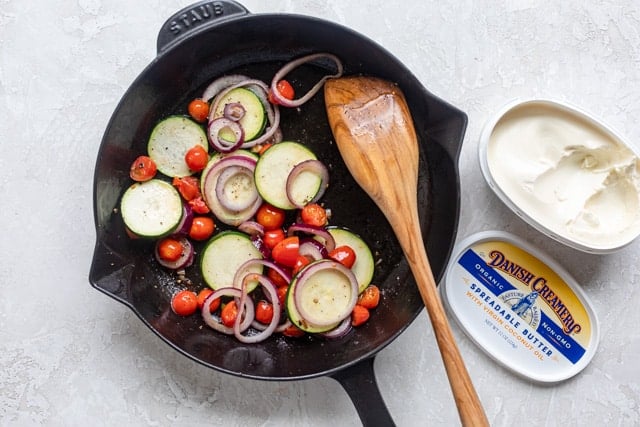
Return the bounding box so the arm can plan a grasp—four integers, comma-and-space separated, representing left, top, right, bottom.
2, 1, 639, 425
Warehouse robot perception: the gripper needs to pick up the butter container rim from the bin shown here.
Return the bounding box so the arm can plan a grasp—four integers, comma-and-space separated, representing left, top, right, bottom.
478, 98, 640, 254
441, 230, 600, 383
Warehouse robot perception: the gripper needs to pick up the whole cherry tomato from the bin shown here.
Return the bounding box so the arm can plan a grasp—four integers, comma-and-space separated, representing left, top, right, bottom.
221, 301, 238, 327
329, 245, 356, 269
300, 203, 327, 227
188, 98, 209, 123
129, 156, 157, 182
157, 237, 184, 262
185, 145, 208, 172
171, 290, 198, 316
255, 300, 274, 324
256, 203, 286, 230
263, 228, 285, 249
189, 216, 215, 241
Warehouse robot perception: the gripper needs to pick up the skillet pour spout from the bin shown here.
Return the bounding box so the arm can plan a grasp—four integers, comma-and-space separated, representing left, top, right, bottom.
89, 1, 468, 425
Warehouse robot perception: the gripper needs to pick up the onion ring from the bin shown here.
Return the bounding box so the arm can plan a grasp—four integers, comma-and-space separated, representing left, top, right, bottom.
234, 273, 281, 343
215, 165, 259, 212
201, 287, 255, 335
287, 223, 336, 253
270, 53, 343, 108
285, 159, 330, 209
207, 117, 245, 153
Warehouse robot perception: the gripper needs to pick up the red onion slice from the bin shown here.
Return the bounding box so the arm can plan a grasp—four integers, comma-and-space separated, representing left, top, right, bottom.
270, 53, 344, 107
285, 159, 330, 209
234, 273, 281, 343
215, 165, 259, 212
287, 223, 336, 253
223, 102, 246, 121
202, 74, 250, 102
293, 260, 358, 328
208, 117, 245, 153
320, 317, 353, 340
238, 220, 265, 237
172, 204, 194, 236
298, 238, 328, 261
233, 258, 292, 292
154, 236, 194, 270
201, 287, 255, 335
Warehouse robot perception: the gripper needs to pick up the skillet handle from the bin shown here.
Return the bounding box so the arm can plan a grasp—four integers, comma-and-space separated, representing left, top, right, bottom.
157, 0, 250, 53
331, 357, 396, 427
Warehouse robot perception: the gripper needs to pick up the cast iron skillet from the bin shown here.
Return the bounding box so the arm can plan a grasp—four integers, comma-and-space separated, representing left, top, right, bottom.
89, 1, 467, 425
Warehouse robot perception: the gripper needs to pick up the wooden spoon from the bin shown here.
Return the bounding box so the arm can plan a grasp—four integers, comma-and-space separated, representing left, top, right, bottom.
325, 76, 488, 427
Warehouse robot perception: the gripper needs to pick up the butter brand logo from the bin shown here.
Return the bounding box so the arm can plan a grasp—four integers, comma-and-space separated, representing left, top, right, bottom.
488, 250, 582, 335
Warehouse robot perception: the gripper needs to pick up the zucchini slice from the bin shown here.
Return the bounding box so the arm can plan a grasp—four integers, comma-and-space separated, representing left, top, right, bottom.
200, 231, 264, 290
211, 87, 266, 142
328, 227, 375, 293
254, 141, 321, 210
120, 179, 183, 238
147, 115, 208, 178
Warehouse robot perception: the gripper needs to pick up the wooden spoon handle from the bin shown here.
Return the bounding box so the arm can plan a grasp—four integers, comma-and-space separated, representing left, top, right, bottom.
396, 212, 489, 427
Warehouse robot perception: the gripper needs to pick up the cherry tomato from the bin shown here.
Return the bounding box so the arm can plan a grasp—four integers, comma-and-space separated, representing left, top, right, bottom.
275, 285, 289, 306
171, 290, 198, 316
277, 80, 295, 99
185, 145, 208, 172
188, 196, 210, 214
189, 216, 215, 241
172, 176, 201, 201
255, 300, 274, 324
263, 228, 285, 249
267, 267, 290, 288
357, 285, 380, 309
271, 236, 300, 268
282, 324, 305, 338
197, 288, 221, 312
300, 203, 327, 227
257, 143, 272, 156
329, 245, 357, 269
157, 237, 184, 262
351, 304, 370, 327
221, 300, 238, 327
129, 156, 157, 182
188, 98, 209, 123
292, 255, 311, 276
256, 203, 286, 230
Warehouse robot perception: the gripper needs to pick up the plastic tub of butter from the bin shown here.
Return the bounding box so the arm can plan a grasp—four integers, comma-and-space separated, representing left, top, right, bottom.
479, 99, 640, 253
441, 231, 599, 383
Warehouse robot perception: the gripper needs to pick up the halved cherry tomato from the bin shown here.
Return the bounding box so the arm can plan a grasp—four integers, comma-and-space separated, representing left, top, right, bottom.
256, 203, 286, 230
221, 301, 238, 327
263, 228, 285, 249
157, 237, 184, 262
276, 285, 289, 306
172, 176, 201, 201
185, 145, 208, 172
255, 300, 274, 324
292, 255, 311, 276
129, 156, 157, 182
271, 236, 300, 268
351, 304, 370, 327
329, 245, 356, 269
197, 288, 221, 312
267, 267, 290, 288
188, 98, 209, 123
171, 290, 198, 316
300, 203, 327, 227
189, 216, 215, 241
357, 285, 380, 309
282, 324, 305, 338
268, 79, 295, 104
188, 196, 210, 214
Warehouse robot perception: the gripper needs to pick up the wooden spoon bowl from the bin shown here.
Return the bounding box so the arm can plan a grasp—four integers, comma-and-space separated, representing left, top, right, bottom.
325, 76, 488, 427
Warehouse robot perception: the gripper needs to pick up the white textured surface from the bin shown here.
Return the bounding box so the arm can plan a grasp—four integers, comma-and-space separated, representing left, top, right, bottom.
2, 0, 640, 425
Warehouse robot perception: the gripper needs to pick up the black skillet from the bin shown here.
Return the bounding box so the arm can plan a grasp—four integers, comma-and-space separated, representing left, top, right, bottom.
89, 1, 467, 425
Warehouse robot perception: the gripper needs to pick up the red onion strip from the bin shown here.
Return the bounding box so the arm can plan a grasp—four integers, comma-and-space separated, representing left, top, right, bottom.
238, 220, 265, 237
234, 273, 281, 343
320, 317, 353, 339
285, 159, 330, 209
287, 223, 336, 252
202, 74, 250, 102
270, 53, 344, 108
233, 258, 292, 291
201, 287, 254, 335
207, 117, 245, 153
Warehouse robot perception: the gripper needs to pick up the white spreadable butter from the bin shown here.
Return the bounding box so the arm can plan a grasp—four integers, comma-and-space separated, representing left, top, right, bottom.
479, 99, 640, 253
